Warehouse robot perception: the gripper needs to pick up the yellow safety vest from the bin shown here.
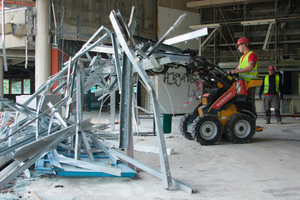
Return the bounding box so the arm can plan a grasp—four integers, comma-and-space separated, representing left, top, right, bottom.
264, 75, 279, 94
239, 51, 258, 82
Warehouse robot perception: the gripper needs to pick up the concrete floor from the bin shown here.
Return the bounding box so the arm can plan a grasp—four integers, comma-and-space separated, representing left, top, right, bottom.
3, 111, 300, 200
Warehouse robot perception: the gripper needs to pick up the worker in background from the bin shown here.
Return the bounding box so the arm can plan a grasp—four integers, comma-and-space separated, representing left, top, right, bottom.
259, 65, 283, 124
227, 37, 258, 112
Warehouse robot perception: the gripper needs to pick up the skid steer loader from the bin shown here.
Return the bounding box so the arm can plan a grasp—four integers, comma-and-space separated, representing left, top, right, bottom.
179, 56, 263, 145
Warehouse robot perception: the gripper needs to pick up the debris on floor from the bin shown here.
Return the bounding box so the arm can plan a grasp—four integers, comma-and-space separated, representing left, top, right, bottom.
0, 6, 195, 194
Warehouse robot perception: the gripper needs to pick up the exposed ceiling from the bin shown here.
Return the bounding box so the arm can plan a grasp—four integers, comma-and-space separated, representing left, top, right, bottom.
4, 0, 35, 7
187, 0, 282, 9
9, 0, 35, 3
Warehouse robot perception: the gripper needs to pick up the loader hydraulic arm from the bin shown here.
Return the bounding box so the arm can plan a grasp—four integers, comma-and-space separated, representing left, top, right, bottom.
187, 56, 237, 90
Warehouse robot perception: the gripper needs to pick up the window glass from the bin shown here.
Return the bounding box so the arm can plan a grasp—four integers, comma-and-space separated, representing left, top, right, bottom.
23, 79, 30, 94
11, 78, 22, 94
4, 79, 9, 94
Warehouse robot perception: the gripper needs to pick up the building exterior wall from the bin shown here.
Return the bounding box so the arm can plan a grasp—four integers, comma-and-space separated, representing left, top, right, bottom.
52, 0, 157, 40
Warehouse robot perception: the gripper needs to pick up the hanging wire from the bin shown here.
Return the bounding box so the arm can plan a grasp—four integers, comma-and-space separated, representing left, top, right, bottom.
96, 74, 115, 125
148, 69, 203, 132
138, 73, 168, 113
25, 36, 28, 68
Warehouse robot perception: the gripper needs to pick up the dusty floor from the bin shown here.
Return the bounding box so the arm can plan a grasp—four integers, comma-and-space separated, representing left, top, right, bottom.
1, 112, 300, 200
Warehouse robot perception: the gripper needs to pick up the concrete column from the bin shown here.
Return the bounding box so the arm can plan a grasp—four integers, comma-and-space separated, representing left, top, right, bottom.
35, 0, 51, 91
0, 59, 3, 111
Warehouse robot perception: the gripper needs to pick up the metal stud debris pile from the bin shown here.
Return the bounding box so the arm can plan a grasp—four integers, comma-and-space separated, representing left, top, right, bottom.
0, 7, 202, 193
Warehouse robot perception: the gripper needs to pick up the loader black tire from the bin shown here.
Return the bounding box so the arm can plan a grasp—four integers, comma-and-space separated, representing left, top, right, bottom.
191, 114, 222, 145
225, 113, 255, 144
147, 65, 170, 75
179, 113, 194, 140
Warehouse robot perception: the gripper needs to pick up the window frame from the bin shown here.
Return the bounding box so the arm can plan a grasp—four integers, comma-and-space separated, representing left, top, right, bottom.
4, 77, 32, 95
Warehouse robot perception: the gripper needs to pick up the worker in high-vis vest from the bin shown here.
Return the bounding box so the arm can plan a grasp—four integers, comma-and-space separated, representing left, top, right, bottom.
227, 37, 258, 112
259, 65, 283, 124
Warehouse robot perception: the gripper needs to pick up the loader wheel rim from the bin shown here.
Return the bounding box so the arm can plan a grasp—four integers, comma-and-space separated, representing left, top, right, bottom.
200, 121, 218, 139
234, 119, 250, 138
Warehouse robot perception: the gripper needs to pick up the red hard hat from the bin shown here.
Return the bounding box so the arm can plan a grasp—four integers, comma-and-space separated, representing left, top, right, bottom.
236, 37, 250, 47
268, 65, 275, 70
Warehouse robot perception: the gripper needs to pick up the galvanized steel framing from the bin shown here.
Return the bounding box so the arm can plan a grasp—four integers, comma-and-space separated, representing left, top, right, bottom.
0, 7, 195, 193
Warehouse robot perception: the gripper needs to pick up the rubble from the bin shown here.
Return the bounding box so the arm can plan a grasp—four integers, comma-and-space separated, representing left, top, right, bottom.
0, 6, 203, 193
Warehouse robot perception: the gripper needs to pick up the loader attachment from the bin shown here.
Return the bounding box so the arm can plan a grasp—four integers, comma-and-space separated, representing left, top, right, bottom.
246, 79, 263, 89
